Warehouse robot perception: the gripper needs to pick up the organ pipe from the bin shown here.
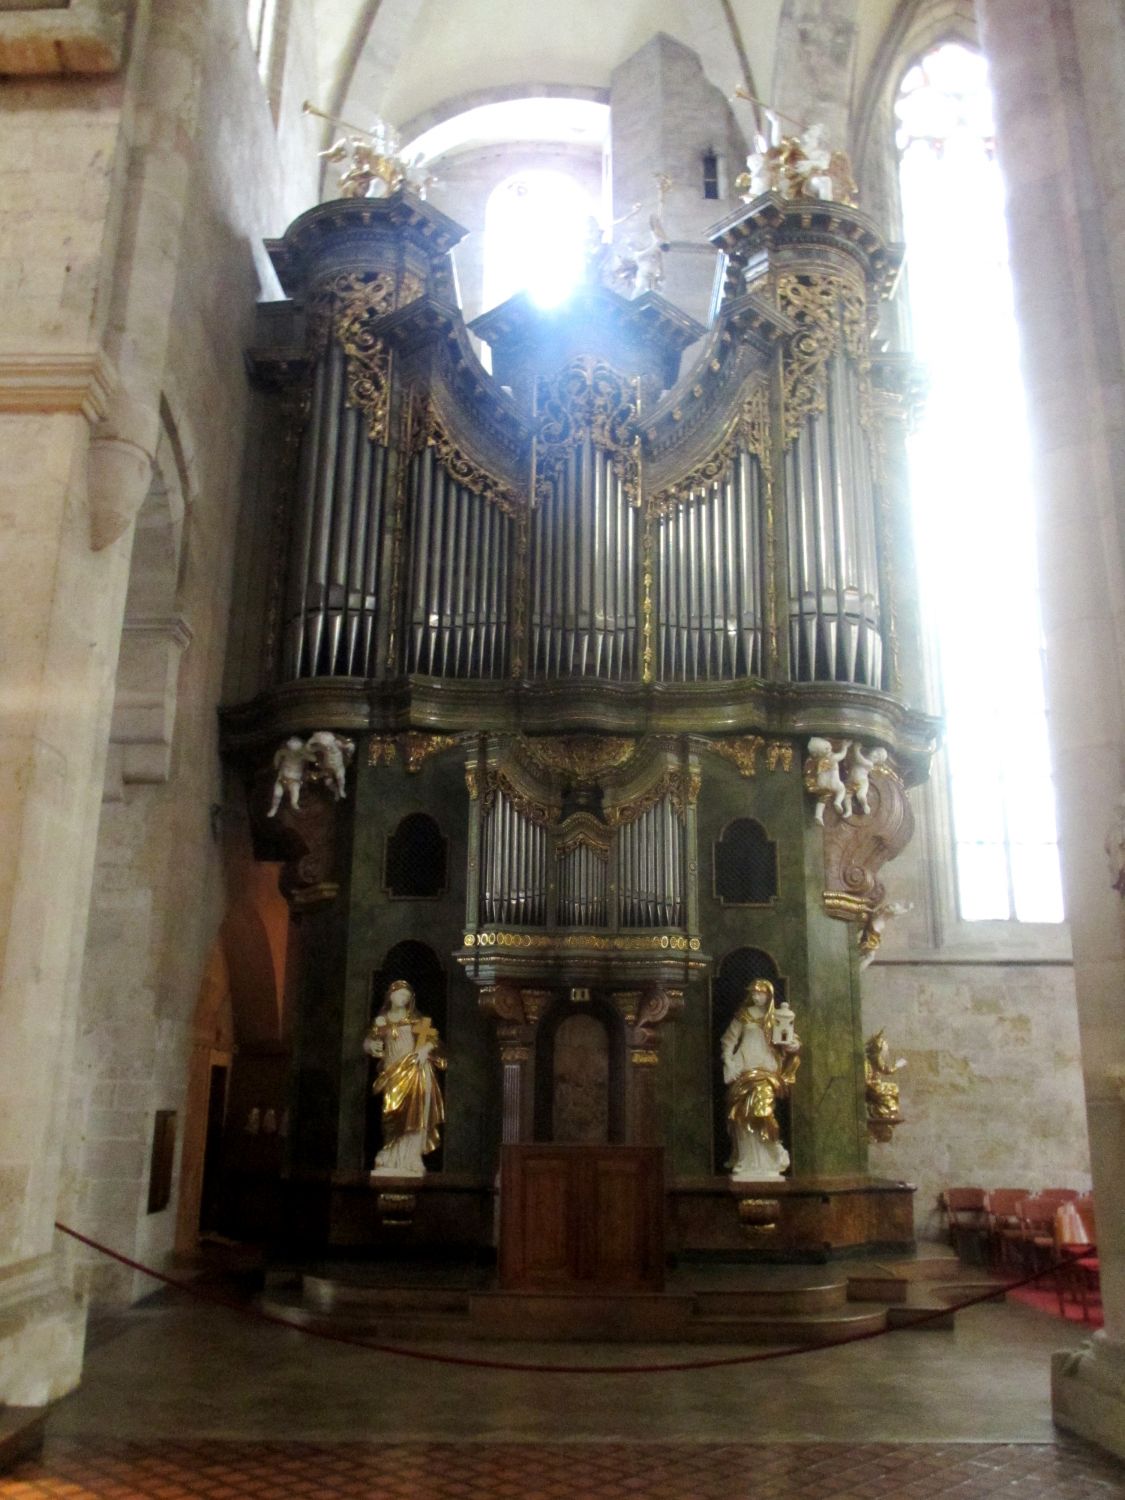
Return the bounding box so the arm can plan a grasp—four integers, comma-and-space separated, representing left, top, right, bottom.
283, 339, 391, 679
784, 349, 882, 687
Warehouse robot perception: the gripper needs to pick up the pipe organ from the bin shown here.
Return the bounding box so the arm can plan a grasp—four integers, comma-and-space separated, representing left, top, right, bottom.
223, 186, 938, 1258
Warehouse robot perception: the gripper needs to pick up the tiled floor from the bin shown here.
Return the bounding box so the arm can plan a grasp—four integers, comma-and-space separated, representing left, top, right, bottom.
2, 1280, 1122, 1498
3, 1437, 1123, 1498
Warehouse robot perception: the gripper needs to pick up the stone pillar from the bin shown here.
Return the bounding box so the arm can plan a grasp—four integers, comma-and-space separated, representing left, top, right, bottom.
480, 983, 545, 1144
613, 986, 684, 1145
610, 34, 747, 326
977, 0, 1125, 1458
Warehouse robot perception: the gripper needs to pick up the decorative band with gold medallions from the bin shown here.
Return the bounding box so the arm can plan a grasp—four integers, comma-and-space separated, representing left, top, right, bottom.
463, 931, 702, 952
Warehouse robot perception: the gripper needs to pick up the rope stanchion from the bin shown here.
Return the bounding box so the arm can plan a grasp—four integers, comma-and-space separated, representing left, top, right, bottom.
55, 1221, 1096, 1379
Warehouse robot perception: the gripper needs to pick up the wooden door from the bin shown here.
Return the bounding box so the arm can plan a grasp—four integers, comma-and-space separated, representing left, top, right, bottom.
499, 1144, 664, 1290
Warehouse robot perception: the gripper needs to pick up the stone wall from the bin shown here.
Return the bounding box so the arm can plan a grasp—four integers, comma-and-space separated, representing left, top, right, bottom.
65, 0, 321, 1306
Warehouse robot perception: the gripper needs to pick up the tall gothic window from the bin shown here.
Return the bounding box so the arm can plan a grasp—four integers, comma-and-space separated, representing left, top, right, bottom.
896, 43, 1063, 923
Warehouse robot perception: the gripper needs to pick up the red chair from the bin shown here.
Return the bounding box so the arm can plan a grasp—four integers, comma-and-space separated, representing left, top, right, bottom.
1055, 1197, 1099, 1320
941, 1187, 988, 1263
1015, 1195, 1058, 1273
985, 1188, 1031, 1269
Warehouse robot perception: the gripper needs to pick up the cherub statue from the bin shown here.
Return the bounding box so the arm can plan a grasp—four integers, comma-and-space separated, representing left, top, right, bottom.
804, 737, 851, 824
363, 980, 446, 1176
307, 731, 355, 801
268, 736, 316, 816
721, 978, 801, 1180
858, 899, 913, 968
843, 744, 889, 817
865, 1029, 906, 1143
616, 213, 671, 297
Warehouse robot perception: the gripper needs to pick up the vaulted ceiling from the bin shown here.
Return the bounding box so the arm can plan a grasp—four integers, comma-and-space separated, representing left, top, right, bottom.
309, 0, 905, 150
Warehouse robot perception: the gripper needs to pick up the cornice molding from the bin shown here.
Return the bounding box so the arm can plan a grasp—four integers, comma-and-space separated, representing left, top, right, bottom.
0, 348, 118, 423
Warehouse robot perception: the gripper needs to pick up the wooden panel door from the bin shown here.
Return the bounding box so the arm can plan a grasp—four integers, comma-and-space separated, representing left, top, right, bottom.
499, 1144, 664, 1290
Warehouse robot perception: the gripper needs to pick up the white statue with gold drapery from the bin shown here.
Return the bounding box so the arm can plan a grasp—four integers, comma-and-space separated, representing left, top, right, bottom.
364, 980, 446, 1176
721, 979, 801, 1180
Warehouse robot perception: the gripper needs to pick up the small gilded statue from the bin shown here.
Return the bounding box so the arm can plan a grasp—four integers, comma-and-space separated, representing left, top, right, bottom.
307, 730, 355, 801
843, 743, 888, 817
364, 980, 446, 1176
267, 730, 355, 814
864, 1029, 906, 1143
721, 979, 801, 1180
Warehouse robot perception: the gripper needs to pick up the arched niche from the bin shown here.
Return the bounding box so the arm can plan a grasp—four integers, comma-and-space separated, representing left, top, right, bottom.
366, 940, 448, 1171
713, 817, 778, 905
533, 994, 626, 1144
710, 947, 790, 1175
384, 812, 448, 899
105, 421, 192, 797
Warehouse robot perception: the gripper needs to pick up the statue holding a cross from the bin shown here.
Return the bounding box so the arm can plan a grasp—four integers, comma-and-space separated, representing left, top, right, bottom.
364, 980, 446, 1176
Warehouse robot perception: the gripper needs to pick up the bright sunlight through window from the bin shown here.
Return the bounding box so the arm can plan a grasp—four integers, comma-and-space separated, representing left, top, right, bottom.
897, 44, 1064, 923
483, 172, 594, 311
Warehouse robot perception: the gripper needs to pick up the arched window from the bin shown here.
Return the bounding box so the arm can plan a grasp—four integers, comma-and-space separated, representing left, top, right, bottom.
384, 813, 447, 899
713, 818, 778, 906
897, 43, 1063, 923
482, 170, 595, 311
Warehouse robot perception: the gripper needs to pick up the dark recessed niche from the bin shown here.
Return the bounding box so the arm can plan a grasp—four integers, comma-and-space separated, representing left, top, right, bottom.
147, 1109, 177, 1214
702, 148, 720, 200
713, 817, 778, 905
384, 812, 447, 899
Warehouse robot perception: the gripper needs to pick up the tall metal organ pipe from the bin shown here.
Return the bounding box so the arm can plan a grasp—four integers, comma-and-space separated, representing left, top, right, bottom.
618, 798, 684, 928
282, 338, 390, 679
529, 445, 636, 677
784, 349, 882, 687
655, 451, 766, 681
403, 450, 513, 678
478, 790, 547, 926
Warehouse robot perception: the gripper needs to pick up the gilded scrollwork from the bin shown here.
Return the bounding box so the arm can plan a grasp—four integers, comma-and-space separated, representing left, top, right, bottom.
399, 732, 460, 774
518, 735, 637, 783
305, 271, 403, 445
534, 359, 640, 506
777, 272, 872, 449
420, 400, 522, 515
555, 812, 612, 860
605, 765, 699, 826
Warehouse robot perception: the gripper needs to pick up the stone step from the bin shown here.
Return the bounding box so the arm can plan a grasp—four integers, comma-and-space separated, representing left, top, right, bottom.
301, 1275, 472, 1315
693, 1281, 848, 1316
688, 1306, 886, 1346
261, 1289, 888, 1346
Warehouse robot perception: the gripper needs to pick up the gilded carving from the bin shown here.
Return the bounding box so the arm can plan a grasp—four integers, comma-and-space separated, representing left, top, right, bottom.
399, 732, 459, 774
709, 735, 766, 777
535, 359, 640, 506
465, 931, 699, 953
369, 736, 397, 767
555, 813, 612, 860
305, 271, 402, 445
422, 400, 522, 515
766, 740, 793, 772
519, 735, 636, 782
605, 765, 697, 827
777, 272, 871, 449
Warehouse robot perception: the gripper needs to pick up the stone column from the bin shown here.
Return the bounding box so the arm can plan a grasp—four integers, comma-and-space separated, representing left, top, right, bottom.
480, 983, 546, 1144
613, 986, 684, 1145
978, 0, 1125, 1458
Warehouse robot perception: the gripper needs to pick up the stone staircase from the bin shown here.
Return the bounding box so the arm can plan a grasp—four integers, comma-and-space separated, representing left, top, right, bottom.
257, 1250, 997, 1347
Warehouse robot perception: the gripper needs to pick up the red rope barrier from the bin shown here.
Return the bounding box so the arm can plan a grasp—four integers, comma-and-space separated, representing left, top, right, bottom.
54, 1220, 1096, 1378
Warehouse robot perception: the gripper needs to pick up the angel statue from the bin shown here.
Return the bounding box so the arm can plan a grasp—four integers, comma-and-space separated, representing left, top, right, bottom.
720, 978, 801, 1180
364, 980, 446, 1176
